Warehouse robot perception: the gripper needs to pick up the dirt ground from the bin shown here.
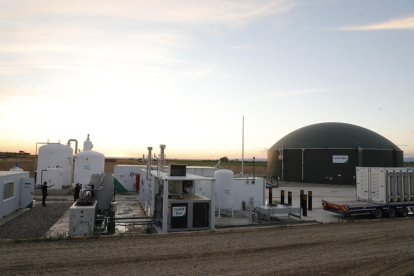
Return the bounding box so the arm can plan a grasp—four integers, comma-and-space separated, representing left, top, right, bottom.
1, 218, 414, 275
0, 158, 267, 178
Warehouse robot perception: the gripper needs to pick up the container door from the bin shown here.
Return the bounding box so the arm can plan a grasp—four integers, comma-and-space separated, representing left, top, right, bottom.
356, 168, 369, 201
370, 168, 385, 204
20, 178, 34, 208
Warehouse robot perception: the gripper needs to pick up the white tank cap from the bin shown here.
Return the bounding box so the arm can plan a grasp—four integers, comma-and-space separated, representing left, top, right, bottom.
83, 134, 93, 151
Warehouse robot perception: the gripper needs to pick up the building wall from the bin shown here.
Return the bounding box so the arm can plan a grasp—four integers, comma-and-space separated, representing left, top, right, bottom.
268, 149, 403, 185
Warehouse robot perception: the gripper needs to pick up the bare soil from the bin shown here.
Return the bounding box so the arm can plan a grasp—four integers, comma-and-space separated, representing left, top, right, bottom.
1, 218, 414, 275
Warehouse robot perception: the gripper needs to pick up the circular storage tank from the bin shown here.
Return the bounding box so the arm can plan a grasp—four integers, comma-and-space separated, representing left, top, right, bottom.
267, 122, 404, 185
74, 151, 105, 187
37, 143, 73, 186
41, 167, 63, 189
10, 163, 23, 171
215, 169, 234, 210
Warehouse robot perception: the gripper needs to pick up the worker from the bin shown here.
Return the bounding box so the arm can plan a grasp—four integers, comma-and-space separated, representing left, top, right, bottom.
74, 183, 81, 202
41, 182, 54, 207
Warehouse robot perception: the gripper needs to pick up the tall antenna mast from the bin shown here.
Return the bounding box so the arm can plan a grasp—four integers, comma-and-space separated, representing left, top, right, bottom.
242, 116, 244, 177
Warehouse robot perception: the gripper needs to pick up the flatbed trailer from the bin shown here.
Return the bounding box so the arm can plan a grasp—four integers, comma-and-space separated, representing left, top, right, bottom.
322, 199, 413, 219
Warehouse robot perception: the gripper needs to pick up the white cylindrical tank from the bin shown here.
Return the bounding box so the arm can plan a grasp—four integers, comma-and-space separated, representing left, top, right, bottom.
10, 162, 23, 171
215, 169, 234, 210
74, 135, 105, 187
37, 143, 73, 186
41, 167, 63, 189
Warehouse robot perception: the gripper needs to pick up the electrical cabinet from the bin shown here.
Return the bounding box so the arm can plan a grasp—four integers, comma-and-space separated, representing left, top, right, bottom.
69, 201, 97, 236
167, 194, 210, 231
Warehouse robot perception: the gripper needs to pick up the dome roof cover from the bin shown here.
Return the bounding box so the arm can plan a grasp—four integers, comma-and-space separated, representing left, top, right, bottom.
270, 122, 401, 151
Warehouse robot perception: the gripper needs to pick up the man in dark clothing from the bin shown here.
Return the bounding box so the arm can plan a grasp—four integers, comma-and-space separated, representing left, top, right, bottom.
41, 182, 54, 207
74, 183, 81, 202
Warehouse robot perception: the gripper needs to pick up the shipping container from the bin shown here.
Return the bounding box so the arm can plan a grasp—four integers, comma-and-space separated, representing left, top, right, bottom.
0, 171, 34, 219
324, 167, 414, 218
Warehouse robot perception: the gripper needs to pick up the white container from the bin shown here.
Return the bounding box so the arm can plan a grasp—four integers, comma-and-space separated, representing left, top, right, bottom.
215, 169, 234, 210
41, 167, 63, 189
114, 165, 145, 192
0, 171, 33, 219
37, 143, 73, 186
74, 136, 105, 187
356, 167, 412, 204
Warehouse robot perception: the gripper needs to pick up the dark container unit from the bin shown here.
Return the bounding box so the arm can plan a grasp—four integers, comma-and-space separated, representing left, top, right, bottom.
168, 194, 211, 231
267, 123, 404, 185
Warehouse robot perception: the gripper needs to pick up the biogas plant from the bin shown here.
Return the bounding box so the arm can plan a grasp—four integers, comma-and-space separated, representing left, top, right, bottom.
1, 123, 413, 238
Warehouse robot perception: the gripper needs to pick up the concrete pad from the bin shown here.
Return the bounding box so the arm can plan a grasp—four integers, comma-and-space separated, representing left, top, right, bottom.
263, 182, 365, 223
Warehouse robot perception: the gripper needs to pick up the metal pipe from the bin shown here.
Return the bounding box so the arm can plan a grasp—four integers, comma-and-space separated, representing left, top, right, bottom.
242, 116, 244, 177
160, 145, 166, 172
67, 139, 78, 156
67, 139, 78, 185
281, 144, 284, 181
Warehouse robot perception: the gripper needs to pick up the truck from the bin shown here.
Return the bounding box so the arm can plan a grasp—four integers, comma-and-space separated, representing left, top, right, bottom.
322, 167, 414, 219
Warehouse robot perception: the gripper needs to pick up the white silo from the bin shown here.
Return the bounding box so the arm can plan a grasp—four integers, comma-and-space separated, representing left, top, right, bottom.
215, 169, 234, 210
41, 167, 63, 189
74, 135, 105, 187
37, 143, 73, 186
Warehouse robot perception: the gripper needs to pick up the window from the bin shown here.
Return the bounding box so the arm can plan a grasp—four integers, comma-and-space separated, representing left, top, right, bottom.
3, 181, 15, 201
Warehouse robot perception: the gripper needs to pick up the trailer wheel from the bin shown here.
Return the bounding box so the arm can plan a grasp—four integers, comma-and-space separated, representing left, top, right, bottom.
373, 208, 384, 219
387, 207, 397, 218
400, 207, 409, 217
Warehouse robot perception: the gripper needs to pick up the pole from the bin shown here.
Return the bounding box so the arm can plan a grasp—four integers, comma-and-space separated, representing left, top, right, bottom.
303, 195, 308, 216
300, 190, 304, 208
269, 188, 272, 205
308, 191, 312, 211
242, 116, 244, 177
288, 191, 292, 205
281, 190, 285, 205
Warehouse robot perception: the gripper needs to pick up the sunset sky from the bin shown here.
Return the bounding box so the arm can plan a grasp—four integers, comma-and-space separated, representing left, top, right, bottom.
1, 0, 413, 159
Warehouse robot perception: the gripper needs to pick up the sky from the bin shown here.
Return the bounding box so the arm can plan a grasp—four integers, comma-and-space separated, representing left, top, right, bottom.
1, 0, 414, 159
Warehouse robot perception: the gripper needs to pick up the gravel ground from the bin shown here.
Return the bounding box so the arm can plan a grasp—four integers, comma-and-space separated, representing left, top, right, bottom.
0, 202, 72, 239
1, 218, 414, 275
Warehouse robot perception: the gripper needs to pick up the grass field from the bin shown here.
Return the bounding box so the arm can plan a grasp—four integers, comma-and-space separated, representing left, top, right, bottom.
169, 160, 267, 167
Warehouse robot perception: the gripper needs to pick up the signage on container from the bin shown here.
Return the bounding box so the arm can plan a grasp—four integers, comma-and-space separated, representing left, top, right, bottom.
172, 206, 186, 217
333, 155, 349, 163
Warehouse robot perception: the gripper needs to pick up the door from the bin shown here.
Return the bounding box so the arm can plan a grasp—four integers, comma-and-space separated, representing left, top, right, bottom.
370, 168, 385, 204
20, 178, 34, 208
356, 168, 369, 201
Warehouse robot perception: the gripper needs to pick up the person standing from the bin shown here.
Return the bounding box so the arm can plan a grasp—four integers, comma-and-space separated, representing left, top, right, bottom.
41, 182, 54, 207
73, 183, 81, 202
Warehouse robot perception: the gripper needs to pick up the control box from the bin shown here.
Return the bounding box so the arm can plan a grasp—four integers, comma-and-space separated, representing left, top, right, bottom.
69, 201, 97, 236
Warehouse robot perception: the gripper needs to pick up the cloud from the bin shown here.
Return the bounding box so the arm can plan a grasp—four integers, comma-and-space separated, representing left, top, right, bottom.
230, 44, 260, 49
0, 0, 295, 27
338, 14, 414, 31
250, 88, 332, 100
409, 131, 414, 133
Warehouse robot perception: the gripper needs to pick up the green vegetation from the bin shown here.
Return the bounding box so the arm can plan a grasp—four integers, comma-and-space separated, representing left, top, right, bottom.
404, 162, 413, 168
169, 160, 267, 167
